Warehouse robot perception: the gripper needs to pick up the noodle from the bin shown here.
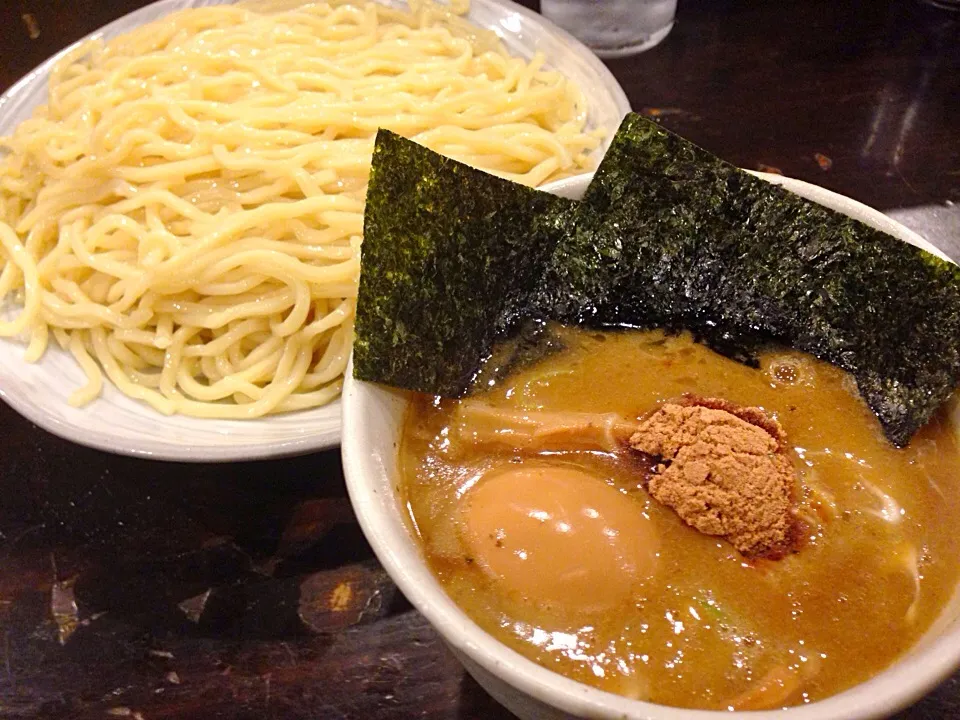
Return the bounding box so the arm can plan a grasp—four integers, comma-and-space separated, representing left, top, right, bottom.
0, 0, 600, 418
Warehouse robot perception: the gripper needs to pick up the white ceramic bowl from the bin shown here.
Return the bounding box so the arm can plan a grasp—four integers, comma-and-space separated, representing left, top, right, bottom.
342, 171, 960, 720
0, 0, 630, 462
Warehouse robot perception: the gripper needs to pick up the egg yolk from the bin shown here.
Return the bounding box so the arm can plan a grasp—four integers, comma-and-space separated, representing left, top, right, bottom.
461, 465, 659, 612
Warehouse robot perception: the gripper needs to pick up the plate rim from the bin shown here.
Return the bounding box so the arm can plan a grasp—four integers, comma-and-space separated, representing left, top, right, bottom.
0, 382, 343, 462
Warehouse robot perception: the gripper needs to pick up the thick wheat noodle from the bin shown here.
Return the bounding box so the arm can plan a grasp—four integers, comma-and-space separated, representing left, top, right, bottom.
0, 0, 600, 418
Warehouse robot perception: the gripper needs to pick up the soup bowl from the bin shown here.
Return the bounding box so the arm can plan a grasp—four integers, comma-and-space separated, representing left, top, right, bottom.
341, 171, 960, 720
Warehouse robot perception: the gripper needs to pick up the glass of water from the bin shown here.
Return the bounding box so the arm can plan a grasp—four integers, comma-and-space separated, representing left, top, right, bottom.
540, 0, 678, 58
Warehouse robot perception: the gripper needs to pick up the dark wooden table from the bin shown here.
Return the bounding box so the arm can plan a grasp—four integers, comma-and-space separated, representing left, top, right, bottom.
1, 1, 958, 718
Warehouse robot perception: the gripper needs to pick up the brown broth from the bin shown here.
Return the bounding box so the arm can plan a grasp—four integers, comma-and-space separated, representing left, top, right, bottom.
398, 328, 960, 710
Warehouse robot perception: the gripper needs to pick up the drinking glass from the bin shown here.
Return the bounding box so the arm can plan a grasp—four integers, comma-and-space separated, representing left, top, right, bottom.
540, 0, 678, 58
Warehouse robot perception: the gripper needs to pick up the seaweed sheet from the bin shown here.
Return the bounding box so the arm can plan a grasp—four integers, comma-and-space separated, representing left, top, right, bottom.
539, 114, 960, 446
354, 119, 960, 446
352, 130, 575, 396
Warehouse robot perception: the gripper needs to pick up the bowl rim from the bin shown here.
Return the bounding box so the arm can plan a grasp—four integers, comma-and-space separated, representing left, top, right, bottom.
341, 170, 960, 719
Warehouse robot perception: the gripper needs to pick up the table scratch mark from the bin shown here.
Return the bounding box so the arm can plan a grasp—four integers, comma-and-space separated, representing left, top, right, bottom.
895, 165, 918, 195
107, 709, 145, 720
21, 13, 40, 39
281, 641, 297, 667
814, 152, 833, 171
0, 524, 44, 565
3, 631, 11, 682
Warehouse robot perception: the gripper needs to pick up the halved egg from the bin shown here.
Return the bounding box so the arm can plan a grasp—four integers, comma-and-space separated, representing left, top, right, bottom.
461, 464, 659, 612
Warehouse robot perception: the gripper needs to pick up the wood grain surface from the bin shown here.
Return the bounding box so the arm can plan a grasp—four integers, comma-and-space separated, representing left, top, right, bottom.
0, 0, 958, 718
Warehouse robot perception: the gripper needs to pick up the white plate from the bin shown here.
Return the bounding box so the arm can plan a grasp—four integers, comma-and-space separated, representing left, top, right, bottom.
0, 0, 631, 462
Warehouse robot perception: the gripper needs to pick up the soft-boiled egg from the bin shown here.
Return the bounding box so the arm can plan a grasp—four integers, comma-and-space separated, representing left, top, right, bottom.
461, 464, 659, 612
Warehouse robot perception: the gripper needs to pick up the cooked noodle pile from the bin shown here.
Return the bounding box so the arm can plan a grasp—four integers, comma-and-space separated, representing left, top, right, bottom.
0, 0, 599, 418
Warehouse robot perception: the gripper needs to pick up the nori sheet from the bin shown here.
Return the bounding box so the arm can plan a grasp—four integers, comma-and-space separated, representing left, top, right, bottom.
352, 129, 575, 396
538, 114, 960, 446
353, 118, 960, 446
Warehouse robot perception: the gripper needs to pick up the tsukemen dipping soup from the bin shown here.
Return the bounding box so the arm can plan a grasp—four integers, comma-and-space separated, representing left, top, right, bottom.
397, 328, 960, 710
354, 117, 960, 711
